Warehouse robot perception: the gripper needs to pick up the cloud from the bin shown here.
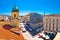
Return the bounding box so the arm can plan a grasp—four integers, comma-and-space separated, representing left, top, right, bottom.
19, 11, 45, 15
19, 11, 30, 16
0, 11, 51, 16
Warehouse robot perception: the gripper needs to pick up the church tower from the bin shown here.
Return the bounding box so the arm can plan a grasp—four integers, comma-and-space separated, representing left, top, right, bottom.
11, 6, 19, 28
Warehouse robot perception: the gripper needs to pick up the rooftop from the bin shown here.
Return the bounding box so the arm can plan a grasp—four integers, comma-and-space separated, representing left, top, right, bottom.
45, 14, 60, 17
12, 6, 19, 12
0, 27, 24, 40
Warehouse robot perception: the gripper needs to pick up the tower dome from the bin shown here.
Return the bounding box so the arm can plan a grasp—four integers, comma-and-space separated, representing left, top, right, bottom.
12, 6, 19, 12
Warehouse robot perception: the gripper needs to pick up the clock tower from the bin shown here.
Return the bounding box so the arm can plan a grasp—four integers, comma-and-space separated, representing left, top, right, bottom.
11, 6, 19, 28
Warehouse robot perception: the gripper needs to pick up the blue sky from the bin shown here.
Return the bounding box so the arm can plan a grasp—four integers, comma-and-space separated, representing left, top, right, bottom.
0, 0, 60, 15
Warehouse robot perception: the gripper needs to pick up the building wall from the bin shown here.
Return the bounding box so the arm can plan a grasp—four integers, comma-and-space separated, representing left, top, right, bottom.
30, 13, 43, 24
11, 12, 19, 19
23, 16, 30, 22
11, 19, 19, 28
24, 13, 43, 30
43, 15, 60, 32
11, 12, 19, 28
0, 17, 3, 21
23, 13, 43, 24
23, 14, 30, 22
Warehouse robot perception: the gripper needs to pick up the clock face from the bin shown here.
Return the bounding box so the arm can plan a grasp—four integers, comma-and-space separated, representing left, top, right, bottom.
14, 20, 17, 23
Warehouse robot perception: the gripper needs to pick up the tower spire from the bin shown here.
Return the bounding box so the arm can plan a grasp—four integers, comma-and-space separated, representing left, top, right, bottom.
12, 2, 19, 12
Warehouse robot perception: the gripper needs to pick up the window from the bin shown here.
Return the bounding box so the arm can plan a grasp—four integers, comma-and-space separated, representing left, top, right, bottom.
57, 19, 58, 22
56, 23, 58, 31
53, 23, 54, 30
46, 23, 47, 29
14, 14, 16, 17
49, 23, 51, 30
50, 19, 51, 22
53, 19, 54, 22
56, 19, 58, 31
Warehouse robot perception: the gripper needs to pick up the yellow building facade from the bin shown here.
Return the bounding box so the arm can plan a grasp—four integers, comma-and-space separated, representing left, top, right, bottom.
11, 6, 20, 28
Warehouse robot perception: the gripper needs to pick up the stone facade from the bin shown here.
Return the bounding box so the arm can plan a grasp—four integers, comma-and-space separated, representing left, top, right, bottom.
43, 15, 60, 32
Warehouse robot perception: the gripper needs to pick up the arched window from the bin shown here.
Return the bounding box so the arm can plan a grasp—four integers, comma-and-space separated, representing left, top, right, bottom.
14, 14, 16, 17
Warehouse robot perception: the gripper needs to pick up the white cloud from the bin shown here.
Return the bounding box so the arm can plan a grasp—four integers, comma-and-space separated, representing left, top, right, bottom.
19, 11, 30, 16
19, 11, 45, 15
0, 11, 51, 16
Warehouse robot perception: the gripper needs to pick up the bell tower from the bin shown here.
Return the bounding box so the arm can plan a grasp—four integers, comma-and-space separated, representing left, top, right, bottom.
11, 6, 19, 19
11, 6, 19, 28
